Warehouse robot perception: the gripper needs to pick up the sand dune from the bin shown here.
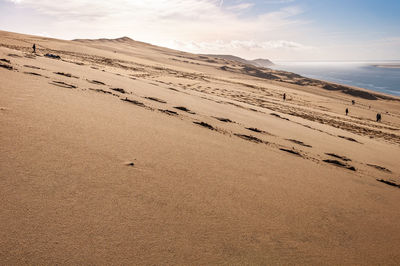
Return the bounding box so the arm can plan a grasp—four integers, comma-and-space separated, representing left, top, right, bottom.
1, 30, 400, 264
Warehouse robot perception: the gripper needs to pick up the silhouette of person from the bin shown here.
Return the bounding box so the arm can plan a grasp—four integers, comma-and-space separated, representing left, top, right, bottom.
32, 44, 36, 53
345, 108, 349, 116
376, 113, 381, 122
283, 93, 286, 101
352, 100, 355, 105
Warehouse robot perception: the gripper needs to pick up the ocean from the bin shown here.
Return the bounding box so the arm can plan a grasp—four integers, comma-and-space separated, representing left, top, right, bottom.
270, 61, 400, 97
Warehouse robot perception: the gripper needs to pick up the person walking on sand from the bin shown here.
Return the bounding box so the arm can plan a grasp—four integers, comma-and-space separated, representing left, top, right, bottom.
345, 108, 349, 116
283, 93, 286, 101
376, 113, 381, 122
32, 44, 36, 53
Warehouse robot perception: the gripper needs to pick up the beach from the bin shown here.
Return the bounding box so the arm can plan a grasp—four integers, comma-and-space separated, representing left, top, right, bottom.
1, 30, 400, 264
373, 64, 400, 69
271, 61, 400, 97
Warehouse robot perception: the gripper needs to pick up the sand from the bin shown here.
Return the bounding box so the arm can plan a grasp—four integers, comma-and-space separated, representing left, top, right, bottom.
1, 30, 400, 265
373, 64, 400, 69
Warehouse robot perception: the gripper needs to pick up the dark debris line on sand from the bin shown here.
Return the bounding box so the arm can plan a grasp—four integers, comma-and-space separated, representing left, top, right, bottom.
235, 134, 264, 143
24, 72, 42, 76
24, 65, 41, 70
287, 139, 312, 148
54, 72, 78, 78
158, 109, 178, 115
0, 58, 11, 63
323, 159, 356, 171
50, 81, 77, 89
246, 127, 263, 133
338, 135, 362, 144
367, 164, 392, 173
89, 88, 112, 94
193, 121, 215, 131
214, 117, 233, 123
279, 148, 302, 157
110, 88, 127, 94
270, 113, 289, 121
376, 179, 400, 189
87, 79, 106, 85
174, 106, 195, 114
145, 97, 167, 103
0, 62, 13, 70
325, 153, 351, 161
44, 53, 61, 59
121, 97, 146, 107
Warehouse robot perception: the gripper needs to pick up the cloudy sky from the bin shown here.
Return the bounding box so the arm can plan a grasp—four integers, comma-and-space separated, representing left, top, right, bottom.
1, 0, 399, 60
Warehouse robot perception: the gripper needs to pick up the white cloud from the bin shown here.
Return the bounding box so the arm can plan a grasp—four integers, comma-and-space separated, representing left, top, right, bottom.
264, 0, 296, 3
226, 2, 254, 11
168, 39, 311, 55
4, 0, 304, 36
4, 0, 312, 59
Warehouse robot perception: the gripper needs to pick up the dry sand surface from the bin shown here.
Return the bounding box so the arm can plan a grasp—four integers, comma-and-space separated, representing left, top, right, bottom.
1, 30, 400, 265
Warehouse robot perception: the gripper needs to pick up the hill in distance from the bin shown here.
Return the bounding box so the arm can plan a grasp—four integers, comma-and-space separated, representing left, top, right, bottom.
204, 54, 274, 68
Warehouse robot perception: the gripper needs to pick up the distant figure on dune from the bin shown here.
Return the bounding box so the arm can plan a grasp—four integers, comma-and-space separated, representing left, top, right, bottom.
283, 93, 286, 101
352, 100, 355, 105
345, 108, 349, 116
32, 44, 36, 53
377, 113, 382, 122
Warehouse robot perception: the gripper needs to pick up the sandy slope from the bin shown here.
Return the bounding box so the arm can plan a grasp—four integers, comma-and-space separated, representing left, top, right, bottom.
1, 30, 400, 265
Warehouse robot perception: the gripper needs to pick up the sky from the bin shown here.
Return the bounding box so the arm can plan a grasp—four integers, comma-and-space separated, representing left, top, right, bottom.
0, 0, 399, 61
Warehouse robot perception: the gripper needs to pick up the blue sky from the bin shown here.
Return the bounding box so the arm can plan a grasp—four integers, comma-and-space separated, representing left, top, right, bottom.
0, 0, 399, 60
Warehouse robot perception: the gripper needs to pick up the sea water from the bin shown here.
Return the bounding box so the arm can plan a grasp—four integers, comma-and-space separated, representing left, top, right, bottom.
271, 61, 400, 97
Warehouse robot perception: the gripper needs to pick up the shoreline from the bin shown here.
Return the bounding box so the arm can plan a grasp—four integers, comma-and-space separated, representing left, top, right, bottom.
373, 64, 400, 69
270, 63, 400, 98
